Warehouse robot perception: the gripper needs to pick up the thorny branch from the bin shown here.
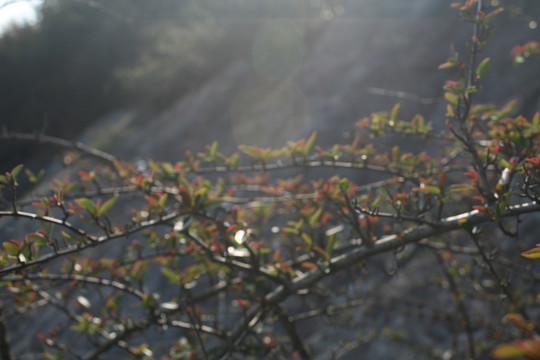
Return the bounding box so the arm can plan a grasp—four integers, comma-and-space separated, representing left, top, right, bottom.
0, 2, 539, 358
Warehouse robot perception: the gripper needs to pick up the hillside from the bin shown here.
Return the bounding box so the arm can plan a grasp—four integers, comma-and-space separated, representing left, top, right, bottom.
1, 1, 539, 358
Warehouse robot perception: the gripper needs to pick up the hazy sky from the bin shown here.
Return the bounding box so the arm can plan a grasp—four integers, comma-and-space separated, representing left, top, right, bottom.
0, 0, 41, 34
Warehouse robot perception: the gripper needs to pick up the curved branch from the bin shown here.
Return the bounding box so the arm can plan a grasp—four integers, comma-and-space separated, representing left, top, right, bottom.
3, 273, 145, 299
0, 210, 92, 238
34, 285, 142, 359
1, 132, 461, 180
0, 131, 117, 166
0, 210, 183, 276
216, 201, 540, 357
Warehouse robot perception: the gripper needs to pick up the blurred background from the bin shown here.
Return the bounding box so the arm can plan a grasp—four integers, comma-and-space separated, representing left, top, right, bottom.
0, 1, 539, 358
0, 0, 538, 175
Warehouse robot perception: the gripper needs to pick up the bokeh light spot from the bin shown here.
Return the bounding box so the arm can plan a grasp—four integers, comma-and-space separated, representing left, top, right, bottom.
320, 7, 334, 20
231, 80, 311, 148
252, 20, 304, 80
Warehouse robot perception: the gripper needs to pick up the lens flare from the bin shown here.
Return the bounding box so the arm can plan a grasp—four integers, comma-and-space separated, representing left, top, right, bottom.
231, 79, 311, 148
252, 20, 305, 80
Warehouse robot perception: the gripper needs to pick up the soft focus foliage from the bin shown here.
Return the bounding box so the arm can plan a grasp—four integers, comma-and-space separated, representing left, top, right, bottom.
0, 1, 539, 359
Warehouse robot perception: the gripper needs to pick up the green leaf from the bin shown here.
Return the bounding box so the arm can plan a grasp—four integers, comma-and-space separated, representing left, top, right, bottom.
70, 315, 88, 332
161, 267, 180, 284
161, 162, 175, 174
301, 233, 312, 247
44, 350, 65, 360
414, 185, 441, 196
10, 164, 24, 180
98, 196, 118, 215
331, 145, 340, 157
287, 140, 297, 150
390, 103, 400, 124
61, 231, 74, 240
445, 92, 459, 105
458, 219, 474, 234
496, 158, 510, 169
304, 132, 317, 155
496, 191, 511, 218
391, 146, 400, 161
499, 100, 516, 117
438, 61, 455, 69
209, 141, 218, 158
533, 112, 540, 129
484, 7, 504, 22
314, 246, 329, 260
309, 207, 322, 227
239, 145, 263, 159
283, 227, 298, 235
326, 235, 336, 258
158, 194, 168, 209
228, 153, 239, 167
76, 198, 97, 216
370, 195, 381, 208
447, 184, 472, 193
521, 246, 540, 259
142, 293, 151, 309
476, 57, 490, 77
446, 104, 454, 117
3, 241, 19, 256
26, 232, 47, 246
492, 343, 527, 358
25, 168, 45, 183
339, 178, 350, 192
201, 198, 223, 208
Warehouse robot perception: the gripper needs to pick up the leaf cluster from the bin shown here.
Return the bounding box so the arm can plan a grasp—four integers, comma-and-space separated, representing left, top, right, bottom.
0, 2, 539, 360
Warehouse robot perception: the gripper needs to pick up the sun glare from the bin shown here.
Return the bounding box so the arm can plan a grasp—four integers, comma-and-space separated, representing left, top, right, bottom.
0, 0, 41, 34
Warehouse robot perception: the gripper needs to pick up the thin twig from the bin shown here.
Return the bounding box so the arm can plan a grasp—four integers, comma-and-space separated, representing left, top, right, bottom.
467, 232, 530, 320
0, 131, 117, 166
274, 305, 312, 360
432, 249, 476, 359
213, 201, 540, 357
3, 273, 145, 299
0, 210, 183, 276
